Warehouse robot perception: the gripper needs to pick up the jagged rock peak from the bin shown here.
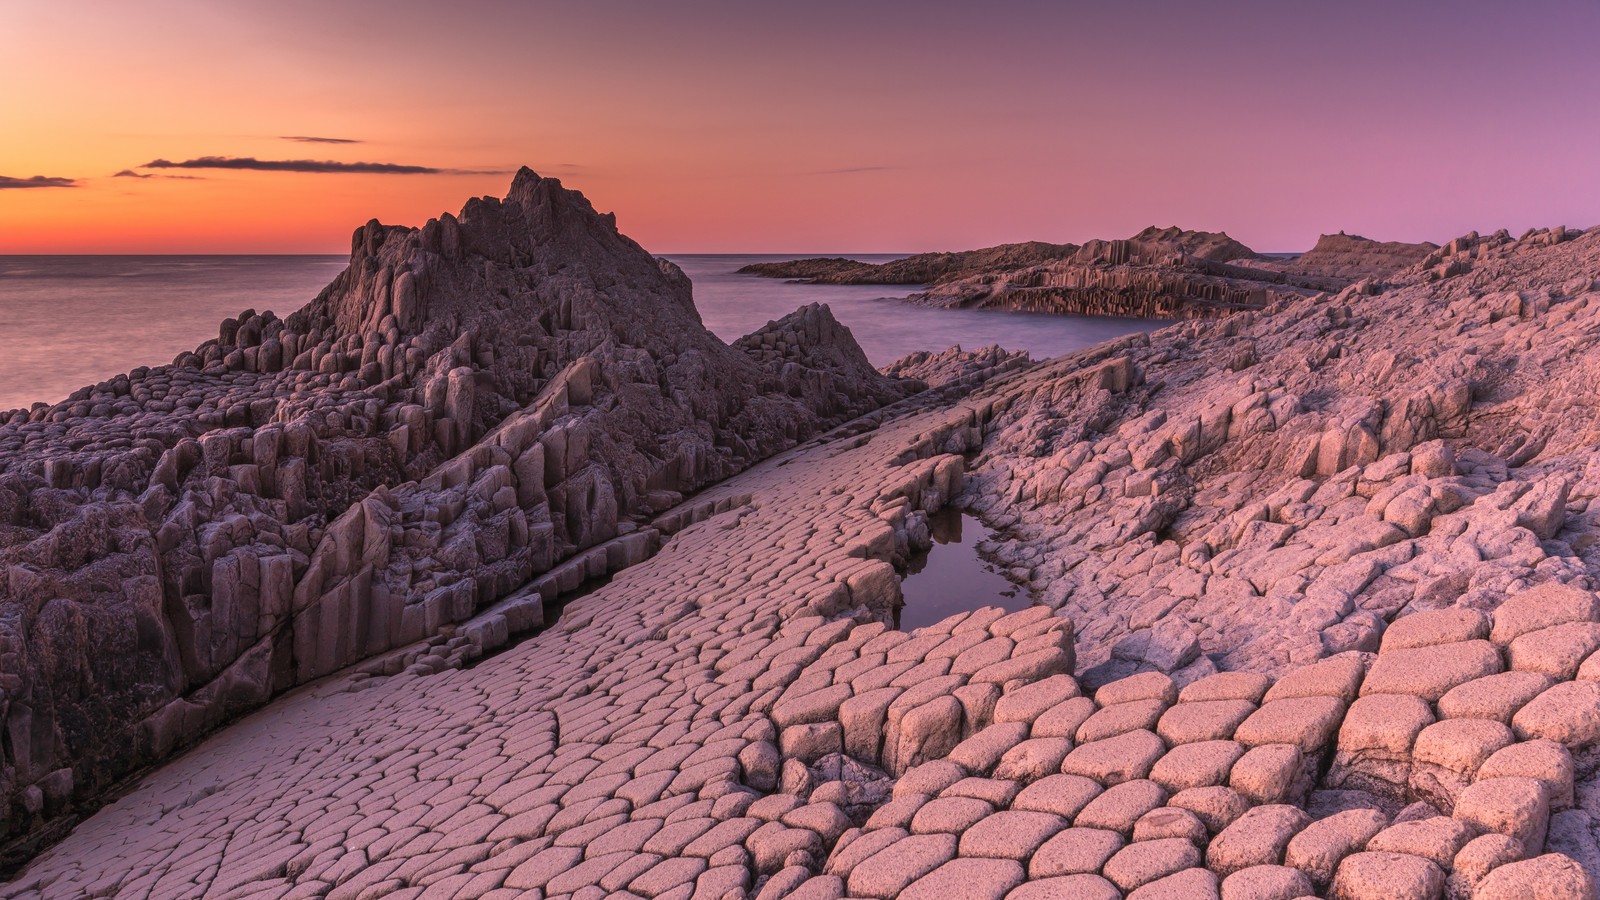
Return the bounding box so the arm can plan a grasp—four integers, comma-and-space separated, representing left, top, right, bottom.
0, 168, 918, 857
734, 302, 881, 376
882, 344, 1032, 388
290, 167, 698, 341
1127, 225, 1259, 262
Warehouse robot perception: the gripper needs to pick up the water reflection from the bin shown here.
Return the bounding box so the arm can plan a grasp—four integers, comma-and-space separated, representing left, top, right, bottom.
896, 508, 1031, 631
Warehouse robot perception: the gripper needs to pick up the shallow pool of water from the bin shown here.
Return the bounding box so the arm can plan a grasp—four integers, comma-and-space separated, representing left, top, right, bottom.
896, 508, 1031, 631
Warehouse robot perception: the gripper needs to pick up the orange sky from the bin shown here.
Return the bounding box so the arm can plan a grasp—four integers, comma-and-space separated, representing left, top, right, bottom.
5, 0, 1600, 254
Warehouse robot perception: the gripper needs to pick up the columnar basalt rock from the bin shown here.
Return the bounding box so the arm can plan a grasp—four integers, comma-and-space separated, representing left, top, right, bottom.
0, 169, 915, 856
962, 224, 1600, 690
10, 338, 1600, 897
11, 193, 1600, 895
902, 244, 1319, 320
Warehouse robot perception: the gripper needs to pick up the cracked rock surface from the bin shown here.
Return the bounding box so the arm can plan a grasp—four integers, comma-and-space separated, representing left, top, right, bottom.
12, 361, 1600, 898
8, 187, 1600, 899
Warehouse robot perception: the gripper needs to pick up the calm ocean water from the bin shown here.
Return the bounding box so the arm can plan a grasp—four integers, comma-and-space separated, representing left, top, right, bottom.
0, 256, 348, 411
0, 254, 1156, 410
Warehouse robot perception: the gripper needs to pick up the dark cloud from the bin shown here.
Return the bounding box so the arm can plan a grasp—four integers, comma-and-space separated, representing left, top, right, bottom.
813, 165, 896, 175
282, 136, 362, 144
114, 169, 204, 180
139, 156, 502, 175
0, 175, 77, 189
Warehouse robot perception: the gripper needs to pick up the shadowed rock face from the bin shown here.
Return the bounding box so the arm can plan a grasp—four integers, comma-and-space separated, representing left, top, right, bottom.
0, 168, 912, 855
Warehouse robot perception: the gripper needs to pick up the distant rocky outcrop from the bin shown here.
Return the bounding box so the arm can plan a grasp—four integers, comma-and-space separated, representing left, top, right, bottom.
1243, 231, 1439, 287
906, 228, 1323, 319
743, 227, 1439, 320
1125, 225, 1260, 262
735, 241, 1077, 285
0, 168, 913, 855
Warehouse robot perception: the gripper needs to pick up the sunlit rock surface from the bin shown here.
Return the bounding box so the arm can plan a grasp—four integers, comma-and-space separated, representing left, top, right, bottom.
7, 194, 1600, 898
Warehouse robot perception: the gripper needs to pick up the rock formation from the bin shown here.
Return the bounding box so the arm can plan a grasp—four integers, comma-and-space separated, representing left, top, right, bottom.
1258, 231, 1439, 284
735, 242, 1077, 286
963, 225, 1593, 689
901, 229, 1333, 319
882, 346, 1032, 390
0, 168, 913, 860
1122, 226, 1260, 264
7, 183, 1600, 899
743, 228, 1438, 320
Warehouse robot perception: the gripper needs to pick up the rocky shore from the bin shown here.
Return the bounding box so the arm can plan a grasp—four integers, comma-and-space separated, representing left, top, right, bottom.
0, 169, 914, 864
739, 228, 1436, 320
5, 175, 1600, 899
732, 243, 1078, 287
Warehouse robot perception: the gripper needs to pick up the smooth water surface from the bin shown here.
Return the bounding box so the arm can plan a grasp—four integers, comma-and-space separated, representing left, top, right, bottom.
0, 253, 1159, 410
672, 253, 1159, 368
0, 256, 347, 411
897, 507, 1031, 631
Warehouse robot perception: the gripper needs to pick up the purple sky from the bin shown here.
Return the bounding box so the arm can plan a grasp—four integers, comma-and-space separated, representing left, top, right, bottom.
5, 0, 1599, 252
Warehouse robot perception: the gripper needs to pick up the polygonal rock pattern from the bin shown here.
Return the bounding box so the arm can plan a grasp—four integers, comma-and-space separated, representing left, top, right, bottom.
785, 570, 1600, 898
18, 215, 1600, 898
17, 516, 1600, 897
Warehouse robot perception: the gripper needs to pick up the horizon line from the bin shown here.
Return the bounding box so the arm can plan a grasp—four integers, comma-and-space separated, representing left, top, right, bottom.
0, 248, 1327, 258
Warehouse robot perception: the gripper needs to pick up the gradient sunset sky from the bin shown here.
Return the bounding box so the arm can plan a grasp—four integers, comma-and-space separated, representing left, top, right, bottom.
5, 0, 1599, 254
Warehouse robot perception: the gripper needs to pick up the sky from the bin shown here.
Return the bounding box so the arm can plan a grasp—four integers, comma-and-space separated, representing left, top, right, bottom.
3, 0, 1599, 254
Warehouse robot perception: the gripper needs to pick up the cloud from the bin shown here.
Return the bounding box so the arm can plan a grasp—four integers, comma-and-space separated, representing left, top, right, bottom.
139, 156, 503, 175
813, 165, 896, 175
114, 169, 204, 180
282, 135, 361, 144
0, 174, 77, 189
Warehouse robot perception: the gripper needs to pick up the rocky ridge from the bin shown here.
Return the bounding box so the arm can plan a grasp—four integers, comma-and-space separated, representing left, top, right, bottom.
742, 229, 1436, 320
965, 225, 1595, 686
1242, 232, 1439, 285
734, 243, 1078, 287
0, 169, 912, 858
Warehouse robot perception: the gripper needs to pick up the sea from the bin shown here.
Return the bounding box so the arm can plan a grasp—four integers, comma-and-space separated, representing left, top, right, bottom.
0, 254, 1158, 411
